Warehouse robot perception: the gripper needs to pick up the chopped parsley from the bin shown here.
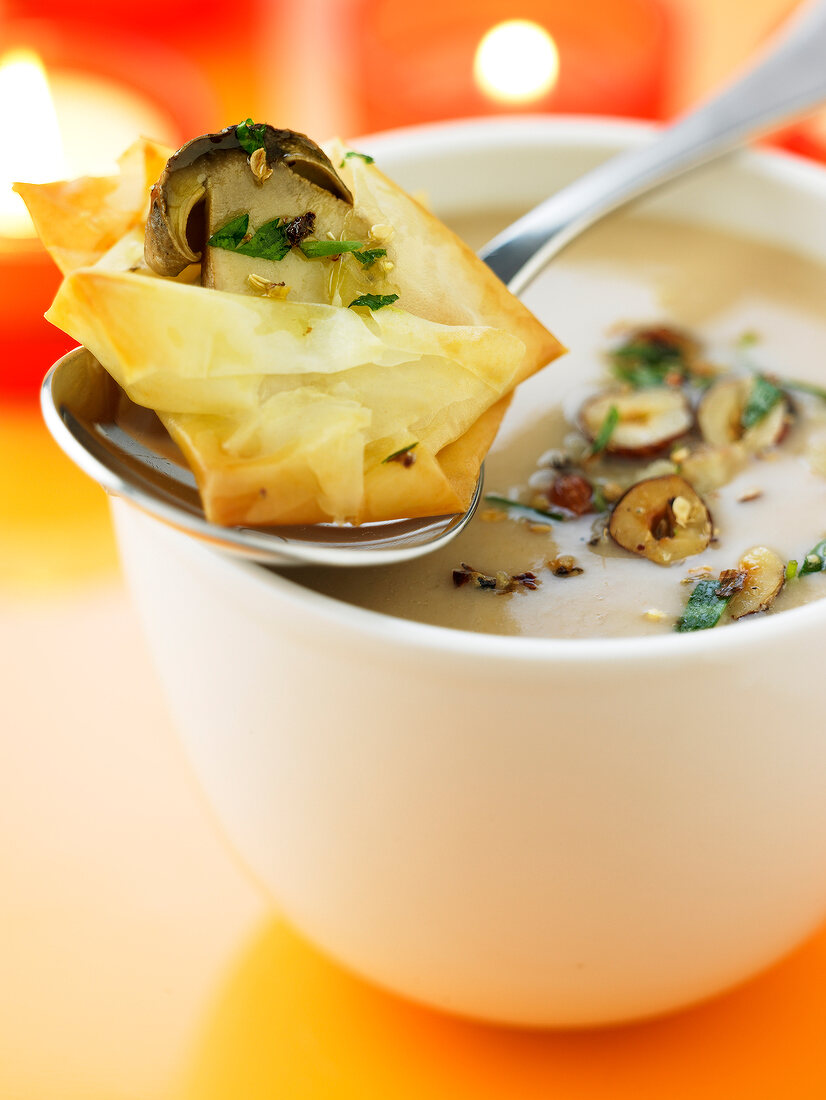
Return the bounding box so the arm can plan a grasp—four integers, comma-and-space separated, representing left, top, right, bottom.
353, 248, 387, 267
209, 213, 325, 262
207, 213, 250, 251
741, 373, 784, 430
236, 118, 267, 155
676, 577, 732, 632
590, 404, 619, 455
484, 494, 565, 523
348, 293, 399, 310
340, 150, 374, 166
300, 240, 363, 258
611, 333, 689, 388
235, 218, 291, 261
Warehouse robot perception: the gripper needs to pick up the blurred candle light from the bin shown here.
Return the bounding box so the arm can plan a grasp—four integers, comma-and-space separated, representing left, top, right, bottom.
0, 47, 176, 400
0, 49, 67, 238
473, 20, 560, 105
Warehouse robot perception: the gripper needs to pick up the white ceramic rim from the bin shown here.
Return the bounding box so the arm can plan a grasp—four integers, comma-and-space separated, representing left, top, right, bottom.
199, 116, 826, 663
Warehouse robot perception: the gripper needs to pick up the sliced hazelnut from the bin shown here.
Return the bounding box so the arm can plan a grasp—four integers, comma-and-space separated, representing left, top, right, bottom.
679, 443, 748, 494
548, 473, 593, 515
608, 474, 712, 565
727, 546, 785, 618
581, 388, 692, 458
698, 376, 790, 452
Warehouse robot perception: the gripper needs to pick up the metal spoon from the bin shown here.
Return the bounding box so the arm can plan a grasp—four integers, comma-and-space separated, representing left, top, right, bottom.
41, 0, 826, 567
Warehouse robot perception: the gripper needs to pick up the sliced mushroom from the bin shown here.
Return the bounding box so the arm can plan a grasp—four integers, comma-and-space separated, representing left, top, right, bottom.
727, 546, 785, 618
144, 122, 364, 300
698, 376, 790, 452
581, 388, 693, 458
608, 474, 713, 565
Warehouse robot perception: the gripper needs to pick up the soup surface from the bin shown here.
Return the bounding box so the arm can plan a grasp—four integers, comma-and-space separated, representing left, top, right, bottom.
289, 211, 826, 638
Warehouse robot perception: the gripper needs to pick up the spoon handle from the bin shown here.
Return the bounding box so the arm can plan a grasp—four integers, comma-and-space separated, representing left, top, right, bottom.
482, 0, 826, 294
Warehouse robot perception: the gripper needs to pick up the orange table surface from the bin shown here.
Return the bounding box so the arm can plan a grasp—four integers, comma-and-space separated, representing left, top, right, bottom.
4, 407, 826, 1100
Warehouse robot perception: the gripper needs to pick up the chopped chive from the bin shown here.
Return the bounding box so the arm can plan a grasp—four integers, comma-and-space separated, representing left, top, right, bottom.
741, 373, 784, 430
590, 404, 619, 455
382, 443, 418, 465
484, 494, 566, 523
300, 239, 364, 258
348, 293, 399, 310
785, 559, 799, 581
676, 577, 731, 632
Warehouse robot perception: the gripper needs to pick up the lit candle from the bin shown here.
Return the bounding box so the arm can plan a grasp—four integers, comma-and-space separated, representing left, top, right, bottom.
0, 49, 177, 400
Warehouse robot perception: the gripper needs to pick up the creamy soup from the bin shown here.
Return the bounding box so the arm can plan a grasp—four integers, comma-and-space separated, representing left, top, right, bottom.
288, 212, 826, 638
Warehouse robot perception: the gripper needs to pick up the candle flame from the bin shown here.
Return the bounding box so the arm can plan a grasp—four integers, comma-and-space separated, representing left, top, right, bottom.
0, 48, 68, 238
474, 20, 560, 106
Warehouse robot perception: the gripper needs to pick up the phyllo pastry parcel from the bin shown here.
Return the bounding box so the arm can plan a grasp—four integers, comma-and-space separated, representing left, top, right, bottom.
18, 121, 563, 526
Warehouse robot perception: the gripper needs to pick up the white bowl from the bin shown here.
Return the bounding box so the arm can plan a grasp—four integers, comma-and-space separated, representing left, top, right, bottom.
113, 118, 826, 1028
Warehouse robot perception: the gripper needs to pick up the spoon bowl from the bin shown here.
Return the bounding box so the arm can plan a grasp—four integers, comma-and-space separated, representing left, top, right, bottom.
42, 347, 482, 567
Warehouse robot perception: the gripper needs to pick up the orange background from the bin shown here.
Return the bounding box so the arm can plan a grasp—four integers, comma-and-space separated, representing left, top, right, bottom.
3, 1, 826, 1096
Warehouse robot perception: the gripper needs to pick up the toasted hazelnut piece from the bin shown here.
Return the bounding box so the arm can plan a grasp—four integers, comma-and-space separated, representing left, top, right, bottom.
608, 474, 712, 565
698, 376, 790, 452
581, 389, 693, 458
727, 546, 785, 618
548, 473, 593, 515
679, 443, 748, 494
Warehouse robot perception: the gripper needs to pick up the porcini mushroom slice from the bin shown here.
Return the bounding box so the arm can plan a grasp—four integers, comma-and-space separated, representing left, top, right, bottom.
608, 474, 712, 565
581, 388, 693, 458
727, 546, 785, 618
144, 122, 357, 293
698, 375, 790, 452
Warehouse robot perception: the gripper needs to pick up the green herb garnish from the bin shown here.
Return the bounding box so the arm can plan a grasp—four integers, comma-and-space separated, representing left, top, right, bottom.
234, 218, 291, 261
300, 240, 363, 258
382, 443, 418, 465
799, 538, 826, 575
741, 373, 785, 430
783, 378, 826, 402
348, 293, 399, 310
236, 118, 267, 155
736, 330, 761, 348
676, 577, 732, 632
591, 485, 608, 513
207, 213, 250, 251
484, 494, 565, 523
353, 248, 387, 267
590, 404, 619, 456
611, 338, 686, 389
340, 150, 374, 166
786, 559, 799, 581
